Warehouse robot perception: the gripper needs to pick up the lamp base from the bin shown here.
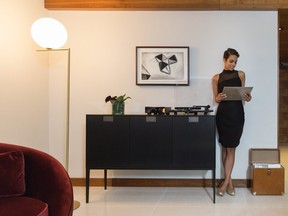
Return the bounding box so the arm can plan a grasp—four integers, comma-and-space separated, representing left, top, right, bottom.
73, 200, 80, 210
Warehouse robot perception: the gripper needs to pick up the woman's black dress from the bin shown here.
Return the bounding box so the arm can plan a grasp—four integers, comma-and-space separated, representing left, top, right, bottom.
216, 70, 244, 148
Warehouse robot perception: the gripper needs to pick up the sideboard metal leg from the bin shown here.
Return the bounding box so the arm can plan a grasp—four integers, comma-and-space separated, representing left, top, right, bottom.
86, 169, 90, 203
213, 168, 216, 203
104, 169, 107, 190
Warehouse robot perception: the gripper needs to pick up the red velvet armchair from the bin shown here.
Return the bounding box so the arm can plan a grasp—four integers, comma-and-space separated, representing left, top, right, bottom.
0, 142, 73, 216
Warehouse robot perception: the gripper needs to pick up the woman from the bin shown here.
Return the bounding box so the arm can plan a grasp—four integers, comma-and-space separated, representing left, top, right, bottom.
212, 48, 252, 196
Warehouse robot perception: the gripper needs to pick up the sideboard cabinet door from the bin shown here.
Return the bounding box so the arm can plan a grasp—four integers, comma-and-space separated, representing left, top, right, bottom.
172, 116, 215, 169
86, 115, 130, 168
130, 116, 173, 168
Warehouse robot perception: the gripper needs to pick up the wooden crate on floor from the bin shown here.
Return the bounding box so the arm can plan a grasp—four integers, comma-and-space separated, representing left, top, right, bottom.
250, 148, 285, 195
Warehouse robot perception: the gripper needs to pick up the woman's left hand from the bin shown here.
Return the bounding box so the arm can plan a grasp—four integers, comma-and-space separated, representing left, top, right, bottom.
243, 93, 252, 102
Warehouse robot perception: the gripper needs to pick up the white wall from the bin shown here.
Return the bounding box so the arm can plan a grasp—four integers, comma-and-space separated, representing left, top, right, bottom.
0, 2, 278, 180
49, 11, 278, 179
0, 0, 49, 150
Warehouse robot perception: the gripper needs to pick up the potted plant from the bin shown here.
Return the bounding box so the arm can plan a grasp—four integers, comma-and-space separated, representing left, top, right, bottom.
105, 94, 131, 115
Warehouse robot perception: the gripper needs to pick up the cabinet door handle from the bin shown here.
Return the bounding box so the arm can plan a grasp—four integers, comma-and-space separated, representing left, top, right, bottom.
146, 116, 157, 122
103, 116, 114, 122
189, 117, 199, 123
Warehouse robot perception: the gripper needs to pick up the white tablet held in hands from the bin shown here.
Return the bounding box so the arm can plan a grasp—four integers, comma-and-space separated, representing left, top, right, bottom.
222, 87, 253, 101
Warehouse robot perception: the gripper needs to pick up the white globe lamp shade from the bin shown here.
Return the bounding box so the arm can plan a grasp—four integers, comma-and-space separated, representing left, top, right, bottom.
31, 18, 68, 49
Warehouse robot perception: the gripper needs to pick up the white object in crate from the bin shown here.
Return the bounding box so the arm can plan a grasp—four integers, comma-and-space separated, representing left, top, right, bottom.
253, 163, 282, 168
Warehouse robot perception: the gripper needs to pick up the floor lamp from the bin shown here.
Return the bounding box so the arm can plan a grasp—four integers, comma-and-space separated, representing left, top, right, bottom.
37, 48, 71, 171
31, 18, 80, 210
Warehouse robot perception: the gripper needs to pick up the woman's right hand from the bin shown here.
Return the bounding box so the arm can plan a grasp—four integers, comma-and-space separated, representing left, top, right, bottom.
215, 93, 227, 103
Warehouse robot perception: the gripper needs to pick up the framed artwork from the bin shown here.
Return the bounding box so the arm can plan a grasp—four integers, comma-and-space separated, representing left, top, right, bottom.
136, 46, 189, 85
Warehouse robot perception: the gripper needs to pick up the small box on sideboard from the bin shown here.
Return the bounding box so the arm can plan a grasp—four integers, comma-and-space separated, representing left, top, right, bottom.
250, 148, 285, 195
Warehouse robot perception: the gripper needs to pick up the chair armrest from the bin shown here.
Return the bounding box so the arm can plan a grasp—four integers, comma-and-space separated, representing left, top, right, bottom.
0, 143, 73, 216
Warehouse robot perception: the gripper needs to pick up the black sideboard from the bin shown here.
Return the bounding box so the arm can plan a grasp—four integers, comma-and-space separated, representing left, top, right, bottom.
86, 114, 216, 203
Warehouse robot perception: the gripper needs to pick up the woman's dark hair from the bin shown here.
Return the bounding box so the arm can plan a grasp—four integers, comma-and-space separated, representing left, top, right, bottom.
223, 48, 240, 60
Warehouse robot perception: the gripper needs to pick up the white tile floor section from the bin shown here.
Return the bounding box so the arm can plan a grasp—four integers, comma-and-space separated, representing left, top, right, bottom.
73, 145, 288, 216
73, 187, 288, 216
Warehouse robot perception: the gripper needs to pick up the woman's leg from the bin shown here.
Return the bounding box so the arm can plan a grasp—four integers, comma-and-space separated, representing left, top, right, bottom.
219, 147, 236, 192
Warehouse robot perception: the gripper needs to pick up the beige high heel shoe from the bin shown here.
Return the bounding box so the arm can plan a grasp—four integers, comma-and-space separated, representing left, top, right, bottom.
217, 188, 225, 196
226, 187, 235, 196
217, 182, 225, 197
227, 180, 235, 196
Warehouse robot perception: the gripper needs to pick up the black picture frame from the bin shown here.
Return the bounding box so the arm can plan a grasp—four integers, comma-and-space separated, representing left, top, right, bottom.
136, 46, 189, 85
